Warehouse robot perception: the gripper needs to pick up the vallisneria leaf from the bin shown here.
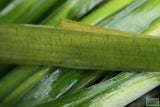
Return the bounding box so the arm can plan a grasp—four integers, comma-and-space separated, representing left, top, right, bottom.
41, 0, 105, 26
36, 72, 137, 107
36, 72, 160, 107
102, 0, 160, 33
0, 66, 55, 107
0, 0, 62, 24
15, 69, 105, 107
80, 0, 136, 25
1, 19, 160, 72
0, 65, 39, 101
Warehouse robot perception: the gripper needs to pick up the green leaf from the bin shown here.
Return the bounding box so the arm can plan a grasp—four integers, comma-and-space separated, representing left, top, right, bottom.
1, 19, 160, 72
0, 65, 39, 101
14, 69, 104, 107
80, 0, 136, 25
0, 66, 55, 107
77, 72, 160, 107
41, 0, 105, 25
36, 72, 136, 107
102, 0, 160, 33
0, 0, 62, 24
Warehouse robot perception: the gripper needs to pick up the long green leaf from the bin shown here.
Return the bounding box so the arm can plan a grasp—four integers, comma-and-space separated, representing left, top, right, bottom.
77, 72, 160, 107
0, 66, 55, 106
36, 72, 137, 107
102, 0, 160, 33
80, 0, 135, 25
0, 65, 39, 101
0, 0, 63, 24
1, 20, 160, 72
41, 0, 105, 25
14, 69, 104, 107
